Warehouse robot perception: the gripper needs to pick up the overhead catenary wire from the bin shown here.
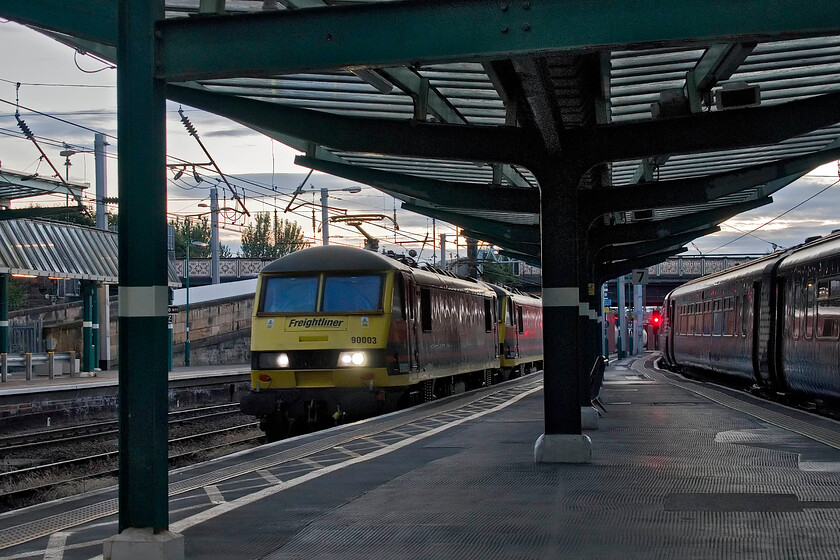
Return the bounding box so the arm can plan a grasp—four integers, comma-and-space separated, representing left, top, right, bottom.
708, 178, 840, 253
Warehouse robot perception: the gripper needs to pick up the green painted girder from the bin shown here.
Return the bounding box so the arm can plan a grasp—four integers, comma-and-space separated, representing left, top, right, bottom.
686, 43, 755, 111
168, 84, 540, 166
630, 42, 754, 180
459, 228, 540, 259
593, 226, 720, 265
596, 247, 688, 287
498, 249, 541, 268
571, 90, 840, 165
294, 156, 539, 214
0, 206, 86, 221
0, 0, 116, 45
588, 197, 771, 252
401, 202, 539, 245
154, 0, 840, 81
584, 146, 840, 216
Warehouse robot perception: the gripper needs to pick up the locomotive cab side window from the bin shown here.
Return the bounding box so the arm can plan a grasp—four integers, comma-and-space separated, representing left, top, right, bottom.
261, 276, 318, 313
484, 298, 493, 333
392, 274, 404, 320
420, 288, 432, 332
322, 274, 384, 312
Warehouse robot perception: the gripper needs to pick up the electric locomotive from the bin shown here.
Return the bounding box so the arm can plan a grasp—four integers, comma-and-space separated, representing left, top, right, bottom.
660, 230, 840, 409
240, 245, 516, 441
492, 286, 543, 379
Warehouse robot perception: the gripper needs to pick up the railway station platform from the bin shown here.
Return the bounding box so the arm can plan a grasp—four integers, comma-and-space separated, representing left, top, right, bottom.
0, 364, 251, 395
2, 353, 840, 559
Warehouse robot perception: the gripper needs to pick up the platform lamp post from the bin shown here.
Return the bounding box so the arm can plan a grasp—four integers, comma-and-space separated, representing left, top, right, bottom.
320, 186, 362, 245
184, 239, 208, 366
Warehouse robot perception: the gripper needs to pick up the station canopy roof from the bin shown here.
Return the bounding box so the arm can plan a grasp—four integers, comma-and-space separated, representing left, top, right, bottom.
0, 218, 180, 286
8, 0, 840, 278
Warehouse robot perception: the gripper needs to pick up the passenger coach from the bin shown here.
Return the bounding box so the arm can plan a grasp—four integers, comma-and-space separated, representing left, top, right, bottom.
661, 231, 840, 409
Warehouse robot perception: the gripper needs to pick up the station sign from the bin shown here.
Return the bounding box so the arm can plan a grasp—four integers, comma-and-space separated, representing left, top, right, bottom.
168, 305, 179, 315
631, 269, 649, 285
604, 298, 612, 307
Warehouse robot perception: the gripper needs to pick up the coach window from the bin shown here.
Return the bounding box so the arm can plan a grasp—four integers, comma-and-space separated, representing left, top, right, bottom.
816, 278, 840, 339
712, 299, 724, 335
679, 305, 688, 334
688, 303, 696, 335
792, 280, 802, 339
703, 300, 712, 335
741, 293, 749, 336
420, 288, 432, 332
261, 276, 318, 313
724, 297, 735, 335
323, 275, 383, 312
804, 280, 815, 339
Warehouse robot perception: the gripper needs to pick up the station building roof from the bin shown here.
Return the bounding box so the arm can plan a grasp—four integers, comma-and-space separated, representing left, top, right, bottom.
0, 218, 180, 286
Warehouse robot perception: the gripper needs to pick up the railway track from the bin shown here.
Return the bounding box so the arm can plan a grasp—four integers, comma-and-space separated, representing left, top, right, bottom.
0, 403, 242, 452
0, 404, 261, 511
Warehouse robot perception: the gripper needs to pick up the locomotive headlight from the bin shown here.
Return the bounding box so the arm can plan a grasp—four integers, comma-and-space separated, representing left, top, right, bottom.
338, 351, 366, 367
276, 353, 290, 368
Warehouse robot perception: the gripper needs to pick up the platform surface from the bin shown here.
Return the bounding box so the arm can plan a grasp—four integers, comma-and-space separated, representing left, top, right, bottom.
0, 363, 250, 396
2, 353, 840, 559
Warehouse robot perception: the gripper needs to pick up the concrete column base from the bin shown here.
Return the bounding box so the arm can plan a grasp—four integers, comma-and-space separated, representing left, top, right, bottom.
104, 528, 184, 560
534, 433, 592, 463
581, 406, 599, 430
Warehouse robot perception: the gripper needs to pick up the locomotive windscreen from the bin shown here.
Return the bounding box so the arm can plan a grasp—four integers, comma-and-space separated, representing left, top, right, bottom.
322, 275, 383, 312
261, 276, 318, 313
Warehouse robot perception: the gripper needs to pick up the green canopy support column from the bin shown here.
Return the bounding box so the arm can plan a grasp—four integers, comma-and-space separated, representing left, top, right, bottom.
104, 0, 184, 557
92, 283, 100, 372
0, 274, 8, 355
80, 281, 94, 376
534, 160, 592, 464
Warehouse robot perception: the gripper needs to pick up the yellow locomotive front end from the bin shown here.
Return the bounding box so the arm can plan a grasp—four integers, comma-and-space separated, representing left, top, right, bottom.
240, 246, 406, 440
250, 272, 394, 390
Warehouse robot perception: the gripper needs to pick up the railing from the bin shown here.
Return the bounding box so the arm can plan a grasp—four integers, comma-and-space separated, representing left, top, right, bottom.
1, 352, 78, 382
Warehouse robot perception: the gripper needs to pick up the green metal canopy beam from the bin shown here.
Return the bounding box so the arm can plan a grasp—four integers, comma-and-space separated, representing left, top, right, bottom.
401, 203, 540, 245
0, 0, 116, 45
498, 249, 541, 268
593, 226, 720, 265
167, 84, 540, 166
630, 42, 755, 181
586, 146, 840, 215
459, 228, 541, 259
294, 156, 539, 214
686, 43, 755, 112
588, 197, 772, 253
0, 206, 86, 221
572, 90, 840, 165
596, 247, 688, 286
155, 0, 840, 81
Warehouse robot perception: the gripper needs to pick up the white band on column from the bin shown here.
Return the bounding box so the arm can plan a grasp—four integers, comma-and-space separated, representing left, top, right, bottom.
119, 286, 169, 317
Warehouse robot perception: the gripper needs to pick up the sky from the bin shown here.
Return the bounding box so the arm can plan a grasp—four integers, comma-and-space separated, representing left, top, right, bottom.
2, 20, 840, 263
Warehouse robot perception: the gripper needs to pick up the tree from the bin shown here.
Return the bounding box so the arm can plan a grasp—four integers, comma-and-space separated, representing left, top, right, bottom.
241, 212, 307, 258
169, 217, 232, 258
481, 260, 521, 288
